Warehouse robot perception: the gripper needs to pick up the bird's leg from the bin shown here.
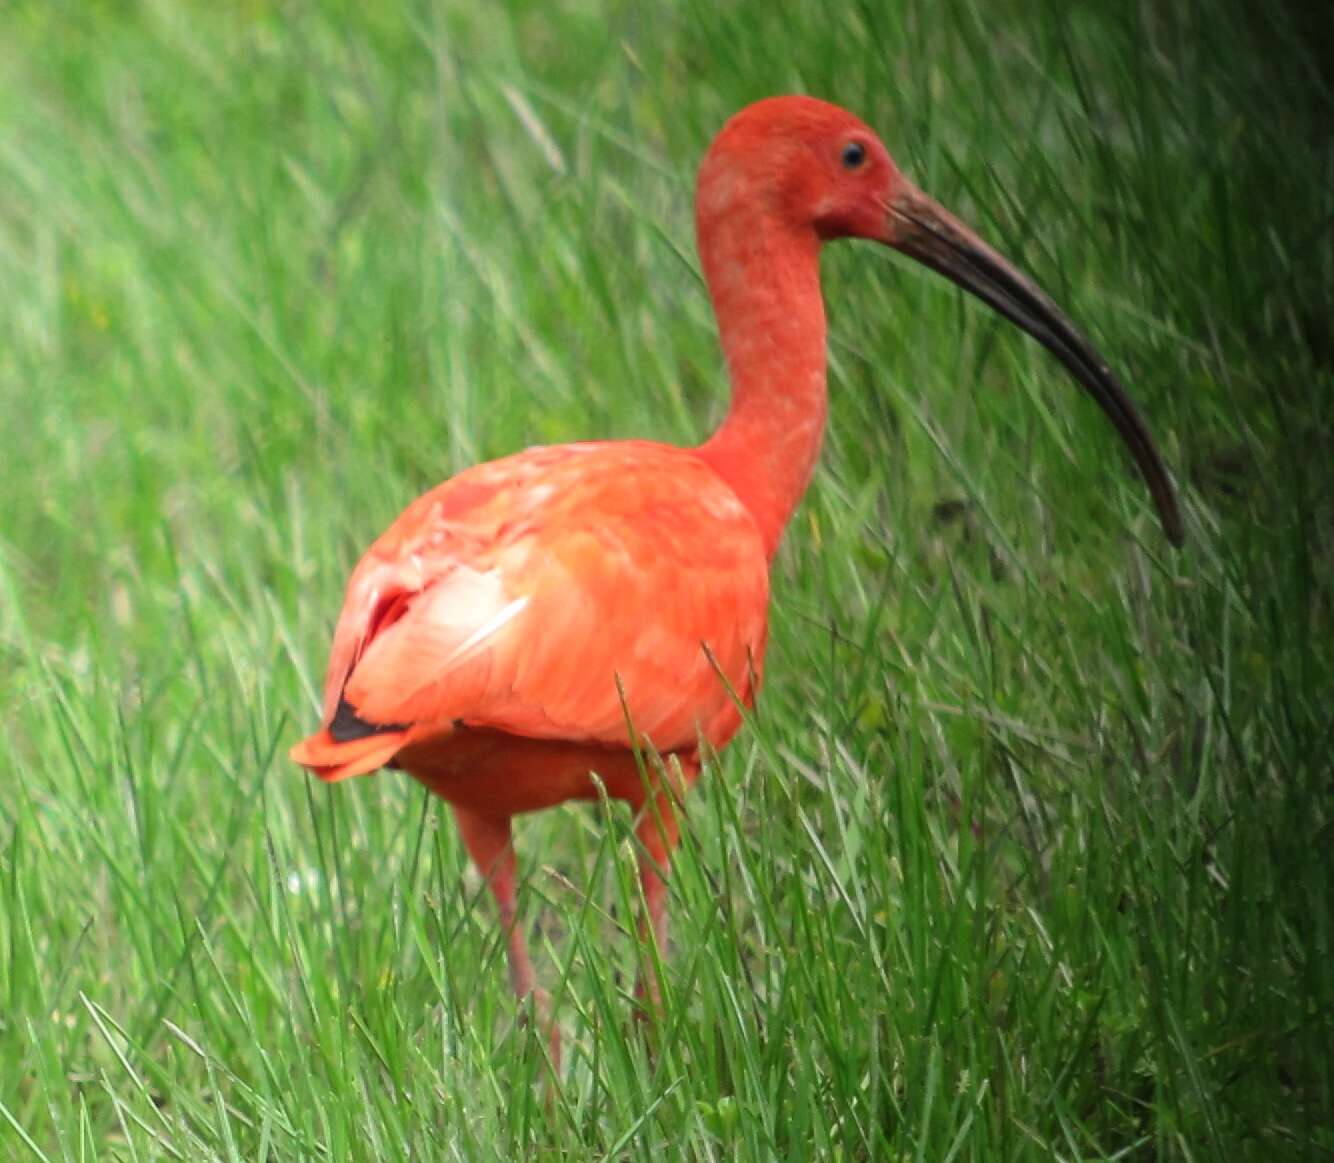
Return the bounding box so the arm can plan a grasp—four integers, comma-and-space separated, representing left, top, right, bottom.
451, 806, 560, 1068
631, 756, 700, 1014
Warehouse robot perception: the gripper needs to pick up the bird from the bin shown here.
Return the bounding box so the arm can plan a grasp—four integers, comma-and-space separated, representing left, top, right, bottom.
290, 95, 1183, 1064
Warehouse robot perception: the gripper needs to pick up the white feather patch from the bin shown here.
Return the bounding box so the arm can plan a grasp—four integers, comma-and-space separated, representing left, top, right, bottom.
416, 566, 529, 669
442, 595, 530, 667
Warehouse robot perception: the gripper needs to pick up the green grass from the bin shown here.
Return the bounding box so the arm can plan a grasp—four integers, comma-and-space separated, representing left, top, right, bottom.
2, 0, 1331, 1157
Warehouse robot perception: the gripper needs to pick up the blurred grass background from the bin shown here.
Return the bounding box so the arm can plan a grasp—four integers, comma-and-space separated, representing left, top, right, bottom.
1, 0, 1330, 1157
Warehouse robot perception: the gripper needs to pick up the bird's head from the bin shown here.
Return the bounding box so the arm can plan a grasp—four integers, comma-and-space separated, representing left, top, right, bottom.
697, 96, 899, 243
697, 95, 1184, 548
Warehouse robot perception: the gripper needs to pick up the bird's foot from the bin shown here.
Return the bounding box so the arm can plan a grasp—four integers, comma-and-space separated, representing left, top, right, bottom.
632, 972, 663, 1020
518, 986, 562, 1072
629, 972, 669, 1061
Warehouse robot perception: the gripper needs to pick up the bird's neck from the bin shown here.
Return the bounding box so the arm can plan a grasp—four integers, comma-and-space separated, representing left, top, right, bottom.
695, 219, 828, 558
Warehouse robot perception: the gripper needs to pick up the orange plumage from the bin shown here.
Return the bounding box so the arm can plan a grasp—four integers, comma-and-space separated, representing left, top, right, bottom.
291, 96, 1181, 1066
291, 441, 767, 789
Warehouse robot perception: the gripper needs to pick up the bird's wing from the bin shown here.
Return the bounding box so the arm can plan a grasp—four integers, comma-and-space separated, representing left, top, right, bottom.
292, 442, 769, 778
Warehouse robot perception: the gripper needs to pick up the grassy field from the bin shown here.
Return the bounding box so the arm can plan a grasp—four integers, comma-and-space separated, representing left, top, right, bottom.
2, 0, 1331, 1158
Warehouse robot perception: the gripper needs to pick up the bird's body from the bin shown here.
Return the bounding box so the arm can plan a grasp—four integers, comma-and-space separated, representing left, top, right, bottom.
291, 96, 1182, 1063
293, 439, 768, 803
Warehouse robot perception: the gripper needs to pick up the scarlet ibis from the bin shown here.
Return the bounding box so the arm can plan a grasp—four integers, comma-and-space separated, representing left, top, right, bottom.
291, 96, 1182, 1060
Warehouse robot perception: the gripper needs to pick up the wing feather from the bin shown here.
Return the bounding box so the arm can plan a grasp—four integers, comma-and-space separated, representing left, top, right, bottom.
296, 441, 769, 770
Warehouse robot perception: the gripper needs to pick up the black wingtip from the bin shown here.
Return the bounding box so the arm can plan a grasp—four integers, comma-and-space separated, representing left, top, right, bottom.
329, 696, 407, 743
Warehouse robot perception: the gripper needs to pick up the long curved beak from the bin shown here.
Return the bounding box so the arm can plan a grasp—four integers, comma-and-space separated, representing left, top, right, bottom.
885, 183, 1184, 548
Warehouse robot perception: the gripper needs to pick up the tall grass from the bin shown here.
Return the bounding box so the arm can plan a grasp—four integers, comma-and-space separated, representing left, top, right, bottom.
1, 0, 1330, 1157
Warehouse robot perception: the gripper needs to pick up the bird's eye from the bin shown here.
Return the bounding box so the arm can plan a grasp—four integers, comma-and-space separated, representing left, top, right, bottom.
841, 141, 866, 170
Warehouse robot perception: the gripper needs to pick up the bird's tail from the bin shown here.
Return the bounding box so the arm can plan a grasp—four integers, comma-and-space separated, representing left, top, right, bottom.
289, 727, 409, 782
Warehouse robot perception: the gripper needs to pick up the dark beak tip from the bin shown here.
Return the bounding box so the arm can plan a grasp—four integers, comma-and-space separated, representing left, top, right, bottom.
1167, 515, 1187, 549
1147, 486, 1185, 548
